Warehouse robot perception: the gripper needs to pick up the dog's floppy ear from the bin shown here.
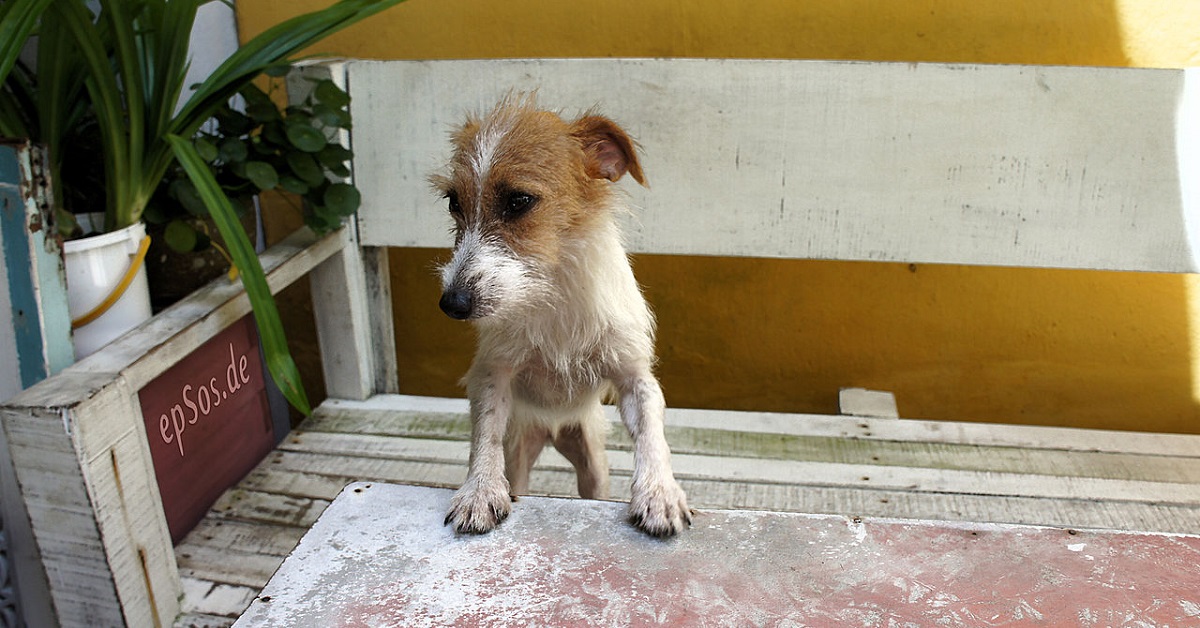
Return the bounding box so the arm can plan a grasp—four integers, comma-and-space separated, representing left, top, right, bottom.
571, 115, 646, 186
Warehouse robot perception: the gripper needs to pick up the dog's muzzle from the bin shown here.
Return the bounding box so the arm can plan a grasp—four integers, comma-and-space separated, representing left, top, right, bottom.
439, 287, 474, 320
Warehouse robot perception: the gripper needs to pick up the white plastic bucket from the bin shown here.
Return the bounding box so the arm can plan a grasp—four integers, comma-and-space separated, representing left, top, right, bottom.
64, 214, 153, 359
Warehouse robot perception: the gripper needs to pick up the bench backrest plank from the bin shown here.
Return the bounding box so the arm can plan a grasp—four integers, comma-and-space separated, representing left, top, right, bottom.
348, 59, 1199, 273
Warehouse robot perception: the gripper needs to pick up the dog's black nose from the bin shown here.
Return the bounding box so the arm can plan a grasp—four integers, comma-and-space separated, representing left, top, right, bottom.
439, 289, 474, 320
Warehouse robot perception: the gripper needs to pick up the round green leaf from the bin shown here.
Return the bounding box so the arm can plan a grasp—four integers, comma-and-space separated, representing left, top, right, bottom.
323, 183, 361, 216
311, 103, 347, 128
286, 152, 326, 186
305, 208, 341, 233
250, 136, 275, 156
262, 121, 288, 147
219, 137, 249, 163
285, 120, 327, 152
168, 179, 209, 217
164, 219, 199, 253
194, 136, 219, 162
317, 144, 353, 169
313, 79, 350, 108
246, 101, 281, 123
142, 201, 168, 225
240, 82, 272, 104
216, 109, 254, 136
245, 161, 279, 191
279, 175, 310, 195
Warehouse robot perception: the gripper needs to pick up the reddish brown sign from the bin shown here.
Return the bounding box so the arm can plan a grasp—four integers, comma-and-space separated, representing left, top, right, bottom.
139, 315, 277, 543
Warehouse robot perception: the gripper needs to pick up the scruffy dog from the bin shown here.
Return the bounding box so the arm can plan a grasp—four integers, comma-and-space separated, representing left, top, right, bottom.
432, 96, 691, 537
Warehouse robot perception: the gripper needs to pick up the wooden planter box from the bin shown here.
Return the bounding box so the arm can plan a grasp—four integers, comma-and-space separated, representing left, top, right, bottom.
137, 314, 287, 543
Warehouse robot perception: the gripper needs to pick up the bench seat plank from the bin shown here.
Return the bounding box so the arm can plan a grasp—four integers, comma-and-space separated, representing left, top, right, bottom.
306, 398, 1200, 482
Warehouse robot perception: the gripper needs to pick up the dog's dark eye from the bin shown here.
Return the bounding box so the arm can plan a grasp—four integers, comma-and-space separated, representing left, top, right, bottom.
503, 192, 536, 220
446, 191, 463, 217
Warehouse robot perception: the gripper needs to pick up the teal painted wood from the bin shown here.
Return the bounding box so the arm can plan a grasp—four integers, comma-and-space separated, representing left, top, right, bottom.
0, 141, 71, 391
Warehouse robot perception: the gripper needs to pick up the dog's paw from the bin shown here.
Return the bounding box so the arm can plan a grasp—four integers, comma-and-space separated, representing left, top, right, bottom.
629, 475, 692, 538
445, 478, 512, 534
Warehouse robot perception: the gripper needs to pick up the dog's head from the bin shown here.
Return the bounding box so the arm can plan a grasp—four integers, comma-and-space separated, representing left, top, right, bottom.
431, 96, 646, 322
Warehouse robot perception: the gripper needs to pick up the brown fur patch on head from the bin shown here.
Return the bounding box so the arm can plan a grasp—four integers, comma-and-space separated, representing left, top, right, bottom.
434, 96, 646, 269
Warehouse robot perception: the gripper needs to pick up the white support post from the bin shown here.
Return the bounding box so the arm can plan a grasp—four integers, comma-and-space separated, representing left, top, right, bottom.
292, 61, 397, 399
363, 246, 399, 395
309, 225, 384, 400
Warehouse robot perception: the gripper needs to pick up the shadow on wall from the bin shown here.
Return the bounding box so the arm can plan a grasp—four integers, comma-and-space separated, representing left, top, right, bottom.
250, 1, 1200, 433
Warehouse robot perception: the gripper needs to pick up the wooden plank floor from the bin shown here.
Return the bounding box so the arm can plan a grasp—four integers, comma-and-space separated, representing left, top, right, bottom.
173, 395, 1200, 627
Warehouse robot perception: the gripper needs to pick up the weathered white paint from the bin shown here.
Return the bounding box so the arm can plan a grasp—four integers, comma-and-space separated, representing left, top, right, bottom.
0, 143, 72, 402
348, 59, 1200, 273
1182, 69, 1200, 269
74, 228, 346, 392
307, 226, 376, 401
323, 393, 1200, 458
283, 428, 1200, 506
838, 387, 899, 418
0, 228, 345, 627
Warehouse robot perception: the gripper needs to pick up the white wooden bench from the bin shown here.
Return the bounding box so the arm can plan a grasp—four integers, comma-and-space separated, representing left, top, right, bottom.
2, 58, 1199, 626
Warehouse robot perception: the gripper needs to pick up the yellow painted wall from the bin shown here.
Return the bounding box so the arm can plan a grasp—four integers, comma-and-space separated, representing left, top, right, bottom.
238, 0, 1200, 433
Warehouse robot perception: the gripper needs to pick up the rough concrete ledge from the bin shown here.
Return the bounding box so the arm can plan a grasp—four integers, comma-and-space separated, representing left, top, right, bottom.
236, 482, 1200, 627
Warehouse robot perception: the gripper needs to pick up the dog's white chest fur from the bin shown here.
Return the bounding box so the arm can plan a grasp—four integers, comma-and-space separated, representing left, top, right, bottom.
474, 217, 654, 419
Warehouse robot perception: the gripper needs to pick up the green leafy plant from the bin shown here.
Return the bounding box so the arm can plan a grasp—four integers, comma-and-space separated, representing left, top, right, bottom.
1, 0, 408, 415
151, 77, 360, 255
0, 0, 54, 139
169, 134, 309, 415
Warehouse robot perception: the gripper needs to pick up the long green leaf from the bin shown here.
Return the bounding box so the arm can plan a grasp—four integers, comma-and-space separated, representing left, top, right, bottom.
0, 0, 52, 84
172, 0, 405, 141
149, 0, 202, 143
96, 0, 147, 230
50, 0, 133, 231
0, 55, 34, 140
168, 134, 312, 416
144, 0, 406, 231
0, 0, 54, 138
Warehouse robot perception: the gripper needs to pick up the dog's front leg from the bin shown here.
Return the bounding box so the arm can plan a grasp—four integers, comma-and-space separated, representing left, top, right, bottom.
446, 365, 515, 534
617, 368, 691, 537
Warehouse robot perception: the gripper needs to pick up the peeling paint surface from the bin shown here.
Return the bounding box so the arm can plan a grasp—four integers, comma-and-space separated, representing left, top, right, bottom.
236, 483, 1200, 627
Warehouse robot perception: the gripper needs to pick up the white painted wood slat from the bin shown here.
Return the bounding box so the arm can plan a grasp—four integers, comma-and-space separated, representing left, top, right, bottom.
349, 59, 1200, 273
320, 395, 1200, 457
